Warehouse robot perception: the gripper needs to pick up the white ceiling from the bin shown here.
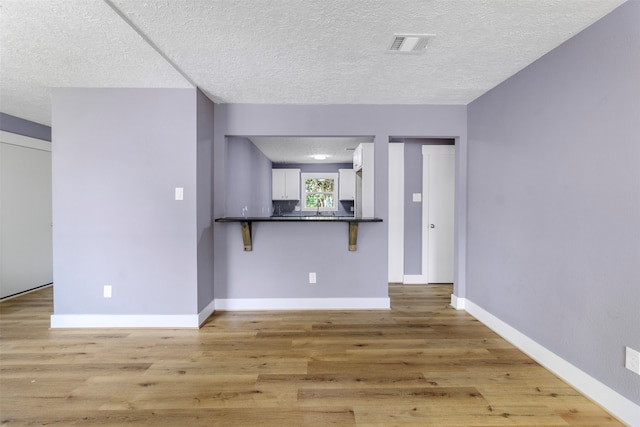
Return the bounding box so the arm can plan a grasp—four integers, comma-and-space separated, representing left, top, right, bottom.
249, 136, 372, 164
0, 0, 627, 127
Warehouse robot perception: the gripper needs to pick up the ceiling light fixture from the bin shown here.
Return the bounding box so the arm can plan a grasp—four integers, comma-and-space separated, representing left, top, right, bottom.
388, 34, 434, 53
311, 154, 328, 160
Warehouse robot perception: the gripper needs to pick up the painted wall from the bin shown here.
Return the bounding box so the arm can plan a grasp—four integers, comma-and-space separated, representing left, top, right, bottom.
213, 104, 467, 300
225, 136, 273, 217
196, 90, 216, 312
467, 0, 640, 405
52, 88, 200, 315
403, 143, 423, 275
0, 112, 51, 141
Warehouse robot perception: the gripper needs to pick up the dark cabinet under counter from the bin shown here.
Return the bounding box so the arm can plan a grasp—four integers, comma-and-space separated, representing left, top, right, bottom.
214, 216, 383, 251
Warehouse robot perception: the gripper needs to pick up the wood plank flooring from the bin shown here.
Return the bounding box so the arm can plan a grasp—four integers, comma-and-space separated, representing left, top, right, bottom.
0, 284, 622, 426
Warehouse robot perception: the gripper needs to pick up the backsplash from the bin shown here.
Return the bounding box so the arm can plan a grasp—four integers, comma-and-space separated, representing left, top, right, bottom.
272, 200, 354, 217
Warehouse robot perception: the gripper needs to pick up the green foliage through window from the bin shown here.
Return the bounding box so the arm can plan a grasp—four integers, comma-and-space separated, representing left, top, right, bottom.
303, 176, 337, 210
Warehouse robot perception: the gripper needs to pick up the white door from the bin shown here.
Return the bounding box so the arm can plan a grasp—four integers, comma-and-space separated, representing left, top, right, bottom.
422, 145, 455, 283
0, 132, 53, 298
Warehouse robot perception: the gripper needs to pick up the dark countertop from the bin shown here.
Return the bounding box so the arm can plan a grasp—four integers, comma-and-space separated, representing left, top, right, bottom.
215, 216, 382, 223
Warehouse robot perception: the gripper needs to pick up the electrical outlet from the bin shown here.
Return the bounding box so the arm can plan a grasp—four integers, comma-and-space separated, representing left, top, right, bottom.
103, 285, 112, 298
309, 272, 317, 284
625, 346, 640, 375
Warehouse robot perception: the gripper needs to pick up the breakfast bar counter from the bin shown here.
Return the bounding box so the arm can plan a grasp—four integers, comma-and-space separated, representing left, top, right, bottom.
215, 216, 383, 251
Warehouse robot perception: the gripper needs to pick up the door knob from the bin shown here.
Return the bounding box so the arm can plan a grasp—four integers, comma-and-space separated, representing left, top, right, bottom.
430, 224, 435, 228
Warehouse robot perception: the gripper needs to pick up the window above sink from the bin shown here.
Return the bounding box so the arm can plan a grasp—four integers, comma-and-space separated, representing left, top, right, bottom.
301, 172, 338, 212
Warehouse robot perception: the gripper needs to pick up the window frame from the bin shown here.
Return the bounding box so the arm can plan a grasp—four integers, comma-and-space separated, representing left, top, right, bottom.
301, 172, 339, 212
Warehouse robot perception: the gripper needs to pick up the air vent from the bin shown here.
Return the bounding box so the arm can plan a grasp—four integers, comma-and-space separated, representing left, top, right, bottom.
388, 34, 434, 53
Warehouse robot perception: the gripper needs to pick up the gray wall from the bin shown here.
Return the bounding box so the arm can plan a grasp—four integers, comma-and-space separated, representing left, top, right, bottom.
0, 112, 51, 141
52, 88, 201, 315
467, 0, 639, 404
196, 90, 216, 311
226, 136, 273, 217
213, 104, 467, 299
403, 143, 423, 274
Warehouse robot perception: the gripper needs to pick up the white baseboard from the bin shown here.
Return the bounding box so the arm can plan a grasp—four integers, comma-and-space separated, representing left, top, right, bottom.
450, 294, 466, 310
198, 298, 216, 326
51, 298, 216, 329
403, 275, 428, 284
214, 297, 390, 311
49, 298, 391, 328
50, 314, 200, 328
464, 299, 640, 427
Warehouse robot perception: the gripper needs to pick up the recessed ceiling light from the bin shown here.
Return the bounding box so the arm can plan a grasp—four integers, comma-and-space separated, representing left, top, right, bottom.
388, 34, 435, 53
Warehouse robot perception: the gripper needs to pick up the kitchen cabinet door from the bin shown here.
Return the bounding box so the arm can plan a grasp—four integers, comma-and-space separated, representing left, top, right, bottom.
272, 169, 300, 200
339, 169, 355, 200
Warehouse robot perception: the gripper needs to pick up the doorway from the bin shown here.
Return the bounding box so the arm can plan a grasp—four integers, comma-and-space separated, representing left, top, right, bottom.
388, 138, 455, 284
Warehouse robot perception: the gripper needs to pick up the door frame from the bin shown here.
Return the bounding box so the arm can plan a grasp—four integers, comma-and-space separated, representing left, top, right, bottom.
388, 139, 458, 286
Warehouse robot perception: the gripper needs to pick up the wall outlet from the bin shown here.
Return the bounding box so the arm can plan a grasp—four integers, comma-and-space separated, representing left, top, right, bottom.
625, 346, 640, 375
103, 285, 112, 298
309, 272, 317, 284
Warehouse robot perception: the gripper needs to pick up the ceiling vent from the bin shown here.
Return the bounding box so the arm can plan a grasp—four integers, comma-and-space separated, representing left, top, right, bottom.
388, 34, 434, 53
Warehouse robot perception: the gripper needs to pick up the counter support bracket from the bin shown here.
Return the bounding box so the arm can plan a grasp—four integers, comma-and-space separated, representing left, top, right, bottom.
348, 222, 358, 251
215, 217, 382, 252
240, 221, 252, 251
239, 221, 357, 251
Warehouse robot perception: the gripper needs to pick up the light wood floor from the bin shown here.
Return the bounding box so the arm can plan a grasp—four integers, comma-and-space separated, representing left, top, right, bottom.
0, 285, 621, 426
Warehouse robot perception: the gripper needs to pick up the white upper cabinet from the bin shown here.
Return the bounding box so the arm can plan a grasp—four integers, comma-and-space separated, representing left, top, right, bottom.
272, 169, 300, 200
339, 168, 355, 201
353, 144, 363, 171
353, 143, 374, 217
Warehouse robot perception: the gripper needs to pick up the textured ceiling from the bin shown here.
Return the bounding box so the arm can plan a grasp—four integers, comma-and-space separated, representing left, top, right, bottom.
0, 0, 627, 126
249, 136, 372, 164
0, 0, 191, 125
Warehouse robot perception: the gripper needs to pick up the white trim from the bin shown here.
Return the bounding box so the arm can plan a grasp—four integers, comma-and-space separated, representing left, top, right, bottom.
198, 298, 216, 326
403, 274, 428, 285
50, 314, 199, 328
214, 297, 390, 311
421, 147, 430, 281
465, 299, 640, 427
450, 294, 466, 310
0, 130, 51, 151
388, 143, 405, 282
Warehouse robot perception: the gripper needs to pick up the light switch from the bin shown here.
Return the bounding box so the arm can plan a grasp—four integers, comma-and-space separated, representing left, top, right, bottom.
175, 187, 184, 201
412, 193, 422, 202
